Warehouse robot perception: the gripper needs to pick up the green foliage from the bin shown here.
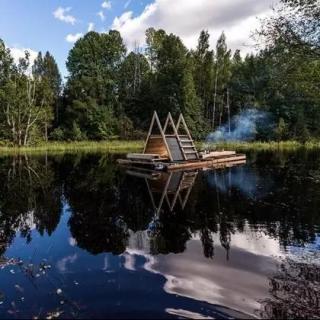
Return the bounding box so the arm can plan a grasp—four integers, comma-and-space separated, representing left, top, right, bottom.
0, 0, 319, 147
50, 127, 65, 141
274, 118, 288, 142
71, 122, 83, 141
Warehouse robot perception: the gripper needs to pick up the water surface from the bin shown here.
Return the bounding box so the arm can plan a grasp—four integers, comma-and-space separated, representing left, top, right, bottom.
0, 151, 319, 319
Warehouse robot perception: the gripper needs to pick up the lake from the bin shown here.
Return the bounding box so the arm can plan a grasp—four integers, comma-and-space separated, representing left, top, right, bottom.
0, 150, 319, 319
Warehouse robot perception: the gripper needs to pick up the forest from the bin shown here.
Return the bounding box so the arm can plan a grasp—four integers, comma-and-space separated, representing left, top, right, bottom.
0, 0, 319, 146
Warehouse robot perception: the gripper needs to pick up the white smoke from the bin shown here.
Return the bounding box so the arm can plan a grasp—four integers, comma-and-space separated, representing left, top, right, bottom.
206, 109, 270, 143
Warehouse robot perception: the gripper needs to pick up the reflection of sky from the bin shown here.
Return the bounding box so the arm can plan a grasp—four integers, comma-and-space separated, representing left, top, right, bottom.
0, 204, 314, 318
125, 228, 281, 318
286, 234, 320, 262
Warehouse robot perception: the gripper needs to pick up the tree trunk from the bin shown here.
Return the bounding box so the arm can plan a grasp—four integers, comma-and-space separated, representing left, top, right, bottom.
45, 123, 48, 142
227, 89, 231, 134
212, 67, 219, 130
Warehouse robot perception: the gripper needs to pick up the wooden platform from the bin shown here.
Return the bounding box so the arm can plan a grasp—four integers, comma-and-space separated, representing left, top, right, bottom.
118, 111, 246, 172
117, 153, 246, 171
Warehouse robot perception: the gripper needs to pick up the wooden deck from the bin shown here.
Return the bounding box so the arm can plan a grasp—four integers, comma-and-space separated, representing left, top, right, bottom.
118, 111, 246, 172
117, 153, 246, 171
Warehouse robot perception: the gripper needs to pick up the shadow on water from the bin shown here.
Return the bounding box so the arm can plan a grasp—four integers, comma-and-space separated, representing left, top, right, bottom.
0, 150, 319, 318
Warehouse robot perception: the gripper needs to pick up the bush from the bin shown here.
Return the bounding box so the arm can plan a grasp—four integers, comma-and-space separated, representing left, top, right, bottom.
50, 127, 65, 141
71, 122, 84, 141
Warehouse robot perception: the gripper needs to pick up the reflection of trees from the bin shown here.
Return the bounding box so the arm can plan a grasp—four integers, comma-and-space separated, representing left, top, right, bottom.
258, 258, 320, 319
149, 213, 192, 255
64, 155, 128, 255
0, 155, 62, 254
1, 149, 320, 260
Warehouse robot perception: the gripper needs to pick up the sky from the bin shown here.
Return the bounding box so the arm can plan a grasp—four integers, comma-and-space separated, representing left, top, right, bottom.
0, 0, 276, 79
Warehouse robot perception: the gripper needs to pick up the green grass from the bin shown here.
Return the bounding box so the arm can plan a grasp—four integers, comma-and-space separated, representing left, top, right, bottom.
0, 140, 144, 155
200, 140, 320, 152
1, 139, 320, 156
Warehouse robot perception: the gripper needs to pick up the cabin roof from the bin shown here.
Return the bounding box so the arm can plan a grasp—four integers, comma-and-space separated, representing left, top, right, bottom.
143, 111, 199, 162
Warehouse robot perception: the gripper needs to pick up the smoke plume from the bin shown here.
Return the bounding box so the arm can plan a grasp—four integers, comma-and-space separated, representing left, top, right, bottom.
206, 109, 270, 143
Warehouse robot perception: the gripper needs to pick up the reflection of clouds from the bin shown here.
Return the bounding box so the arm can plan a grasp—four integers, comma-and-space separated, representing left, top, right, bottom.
127, 230, 150, 252
56, 254, 77, 273
102, 254, 114, 273
223, 223, 283, 258
123, 230, 280, 318
15, 210, 36, 231
166, 308, 213, 319
69, 237, 77, 247
122, 253, 136, 271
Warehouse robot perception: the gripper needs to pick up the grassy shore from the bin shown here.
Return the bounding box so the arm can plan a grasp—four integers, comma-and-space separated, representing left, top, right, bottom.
203, 140, 320, 152
0, 140, 144, 155
0, 140, 320, 155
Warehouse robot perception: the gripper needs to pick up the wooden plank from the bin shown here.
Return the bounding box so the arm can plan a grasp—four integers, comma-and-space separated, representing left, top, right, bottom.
185, 154, 198, 160
143, 111, 173, 161
143, 111, 157, 154
200, 151, 236, 159
154, 112, 173, 161
166, 155, 246, 171
145, 136, 168, 158
127, 153, 161, 160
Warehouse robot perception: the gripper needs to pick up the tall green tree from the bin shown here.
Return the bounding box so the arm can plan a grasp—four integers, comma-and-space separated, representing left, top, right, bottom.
0, 43, 51, 146
145, 29, 205, 137
212, 32, 232, 129
118, 51, 150, 131
192, 30, 214, 126
32, 51, 61, 141
64, 30, 126, 139
259, 0, 320, 59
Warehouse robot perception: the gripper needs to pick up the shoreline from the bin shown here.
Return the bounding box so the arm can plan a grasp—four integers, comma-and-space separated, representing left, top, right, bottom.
0, 140, 319, 155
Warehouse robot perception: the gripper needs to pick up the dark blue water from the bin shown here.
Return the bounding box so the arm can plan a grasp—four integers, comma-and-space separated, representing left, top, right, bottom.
0, 151, 319, 319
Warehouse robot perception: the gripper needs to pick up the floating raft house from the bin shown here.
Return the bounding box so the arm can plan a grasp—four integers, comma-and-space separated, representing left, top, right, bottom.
117, 111, 246, 171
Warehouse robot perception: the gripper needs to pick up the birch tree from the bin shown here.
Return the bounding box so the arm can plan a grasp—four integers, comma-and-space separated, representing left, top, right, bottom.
0, 48, 48, 146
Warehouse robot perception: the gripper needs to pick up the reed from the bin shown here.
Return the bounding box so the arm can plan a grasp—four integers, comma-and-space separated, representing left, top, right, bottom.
1, 140, 320, 156
0, 140, 144, 155
200, 140, 320, 152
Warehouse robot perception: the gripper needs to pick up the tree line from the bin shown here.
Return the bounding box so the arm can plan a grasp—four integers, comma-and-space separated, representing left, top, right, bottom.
0, 0, 319, 146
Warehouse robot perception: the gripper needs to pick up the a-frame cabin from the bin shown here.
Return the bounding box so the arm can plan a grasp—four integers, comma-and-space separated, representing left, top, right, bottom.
143, 111, 198, 162
118, 111, 246, 171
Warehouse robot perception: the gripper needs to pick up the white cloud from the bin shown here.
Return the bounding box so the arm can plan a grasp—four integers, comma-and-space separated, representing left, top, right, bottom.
102, 1, 112, 9
111, 0, 275, 53
88, 22, 95, 32
65, 33, 83, 43
97, 10, 106, 21
53, 7, 76, 25
9, 47, 38, 68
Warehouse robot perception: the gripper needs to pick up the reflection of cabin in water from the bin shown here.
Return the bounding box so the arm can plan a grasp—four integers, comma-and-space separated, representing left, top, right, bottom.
118, 111, 246, 171
127, 169, 198, 215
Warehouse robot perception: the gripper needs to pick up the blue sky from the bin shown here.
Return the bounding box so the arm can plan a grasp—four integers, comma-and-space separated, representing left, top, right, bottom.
0, 0, 274, 79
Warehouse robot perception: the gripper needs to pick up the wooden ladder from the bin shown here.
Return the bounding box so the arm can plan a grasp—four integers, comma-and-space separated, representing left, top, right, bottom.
176, 115, 199, 160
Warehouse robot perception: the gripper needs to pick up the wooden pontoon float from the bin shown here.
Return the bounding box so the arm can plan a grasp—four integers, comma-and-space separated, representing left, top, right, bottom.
117, 111, 246, 171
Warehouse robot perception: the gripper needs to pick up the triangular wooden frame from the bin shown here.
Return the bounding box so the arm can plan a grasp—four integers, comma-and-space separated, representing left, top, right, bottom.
143, 111, 173, 161
143, 111, 199, 162
163, 112, 187, 161
145, 171, 198, 214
